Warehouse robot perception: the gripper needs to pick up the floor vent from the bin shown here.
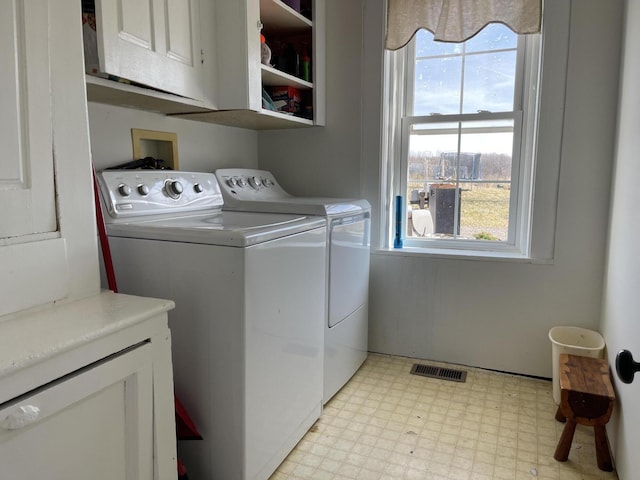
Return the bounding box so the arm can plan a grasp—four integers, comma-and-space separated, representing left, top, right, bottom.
410, 363, 467, 383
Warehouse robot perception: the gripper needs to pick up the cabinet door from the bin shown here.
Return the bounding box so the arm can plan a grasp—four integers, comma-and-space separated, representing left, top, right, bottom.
0, 343, 154, 480
95, 0, 203, 100
0, 0, 56, 240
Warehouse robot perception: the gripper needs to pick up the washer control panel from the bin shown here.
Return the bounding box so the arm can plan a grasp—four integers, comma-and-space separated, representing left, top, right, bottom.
98, 170, 223, 219
215, 168, 290, 202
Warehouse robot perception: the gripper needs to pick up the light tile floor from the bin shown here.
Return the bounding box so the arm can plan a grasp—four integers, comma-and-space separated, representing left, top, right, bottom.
270, 353, 619, 480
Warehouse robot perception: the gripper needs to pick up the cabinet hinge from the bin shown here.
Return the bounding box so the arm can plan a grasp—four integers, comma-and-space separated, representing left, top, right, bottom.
200, 49, 204, 65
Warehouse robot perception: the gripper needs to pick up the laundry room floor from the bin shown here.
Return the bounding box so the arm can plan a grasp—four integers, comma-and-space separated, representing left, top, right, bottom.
270, 353, 619, 480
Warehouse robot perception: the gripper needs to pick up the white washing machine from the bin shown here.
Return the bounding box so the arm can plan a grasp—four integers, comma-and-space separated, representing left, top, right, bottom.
215, 168, 370, 403
96, 170, 326, 480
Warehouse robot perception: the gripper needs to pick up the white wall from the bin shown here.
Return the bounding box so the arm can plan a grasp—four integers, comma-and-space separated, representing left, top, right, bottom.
88, 103, 259, 172
600, 0, 640, 477
260, 0, 622, 378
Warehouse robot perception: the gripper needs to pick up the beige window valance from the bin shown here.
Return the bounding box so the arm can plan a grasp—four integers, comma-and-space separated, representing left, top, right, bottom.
385, 0, 542, 49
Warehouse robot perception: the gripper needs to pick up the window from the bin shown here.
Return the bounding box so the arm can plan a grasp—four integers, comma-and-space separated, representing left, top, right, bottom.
384, 23, 543, 256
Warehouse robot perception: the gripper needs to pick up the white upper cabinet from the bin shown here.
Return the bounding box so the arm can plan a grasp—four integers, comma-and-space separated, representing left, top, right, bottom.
82, 0, 324, 129
176, 0, 325, 129
0, 0, 100, 317
92, 0, 203, 101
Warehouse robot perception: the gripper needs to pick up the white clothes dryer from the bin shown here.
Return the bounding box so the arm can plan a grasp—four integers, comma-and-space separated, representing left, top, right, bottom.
97, 170, 326, 480
215, 168, 370, 403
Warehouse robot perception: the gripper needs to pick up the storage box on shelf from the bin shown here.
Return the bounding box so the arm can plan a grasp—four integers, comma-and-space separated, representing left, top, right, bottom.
267, 86, 302, 113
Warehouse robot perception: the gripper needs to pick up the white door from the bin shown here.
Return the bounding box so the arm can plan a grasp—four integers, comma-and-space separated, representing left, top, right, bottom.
95, 0, 202, 100
600, 1, 640, 477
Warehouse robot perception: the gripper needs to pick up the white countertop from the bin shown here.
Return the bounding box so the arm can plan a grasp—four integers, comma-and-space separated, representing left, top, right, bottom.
0, 290, 175, 380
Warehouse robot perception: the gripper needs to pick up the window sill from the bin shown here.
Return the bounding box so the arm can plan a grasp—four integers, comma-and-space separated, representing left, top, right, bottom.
373, 246, 553, 264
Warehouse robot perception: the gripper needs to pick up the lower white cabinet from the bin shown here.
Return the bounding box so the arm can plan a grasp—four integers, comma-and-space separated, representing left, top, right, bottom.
0, 292, 177, 480
0, 344, 154, 480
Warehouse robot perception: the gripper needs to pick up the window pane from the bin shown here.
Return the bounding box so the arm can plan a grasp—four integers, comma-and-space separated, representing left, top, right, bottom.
412, 24, 517, 116
414, 57, 462, 116
406, 120, 514, 241
462, 50, 517, 113
459, 120, 514, 181
465, 23, 517, 53
459, 183, 510, 241
408, 128, 457, 184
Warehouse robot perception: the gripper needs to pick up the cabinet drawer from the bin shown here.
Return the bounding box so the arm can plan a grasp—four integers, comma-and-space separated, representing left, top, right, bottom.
0, 343, 154, 480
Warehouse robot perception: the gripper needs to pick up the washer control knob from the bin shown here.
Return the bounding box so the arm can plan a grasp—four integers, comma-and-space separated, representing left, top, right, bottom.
248, 176, 262, 189
262, 178, 274, 187
237, 177, 247, 188
165, 180, 184, 199
137, 184, 150, 196
194, 183, 204, 193
118, 184, 132, 197
227, 177, 238, 188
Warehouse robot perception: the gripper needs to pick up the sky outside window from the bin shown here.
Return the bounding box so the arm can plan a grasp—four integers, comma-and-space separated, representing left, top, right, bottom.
412, 25, 518, 116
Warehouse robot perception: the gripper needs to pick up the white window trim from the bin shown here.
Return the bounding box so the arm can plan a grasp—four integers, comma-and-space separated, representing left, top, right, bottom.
379, 0, 570, 263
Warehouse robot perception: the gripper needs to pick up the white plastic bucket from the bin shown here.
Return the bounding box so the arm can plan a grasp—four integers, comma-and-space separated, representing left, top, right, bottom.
548, 326, 605, 404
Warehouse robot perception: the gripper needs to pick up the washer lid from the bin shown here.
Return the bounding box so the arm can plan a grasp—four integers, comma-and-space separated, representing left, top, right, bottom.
105, 211, 325, 247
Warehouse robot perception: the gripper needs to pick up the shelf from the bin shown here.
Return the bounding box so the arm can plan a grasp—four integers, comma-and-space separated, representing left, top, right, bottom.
261, 64, 312, 88
87, 74, 314, 130
257, 1, 314, 128
170, 108, 314, 130
85, 75, 209, 115
260, 0, 312, 35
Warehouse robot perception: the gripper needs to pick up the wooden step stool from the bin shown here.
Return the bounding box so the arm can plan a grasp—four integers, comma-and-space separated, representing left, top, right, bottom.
554, 353, 615, 471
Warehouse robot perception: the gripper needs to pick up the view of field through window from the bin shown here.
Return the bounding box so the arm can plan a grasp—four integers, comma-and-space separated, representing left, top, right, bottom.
404, 26, 518, 243
406, 124, 513, 241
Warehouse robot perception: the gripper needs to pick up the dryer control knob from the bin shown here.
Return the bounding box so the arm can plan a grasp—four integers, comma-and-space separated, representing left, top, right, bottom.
165, 180, 184, 199
237, 177, 247, 188
137, 184, 150, 196
227, 177, 238, 188
262, 178, 274, 187
194, 183, 204, 193
248, 176, 262, 189
118, 184, 132, 197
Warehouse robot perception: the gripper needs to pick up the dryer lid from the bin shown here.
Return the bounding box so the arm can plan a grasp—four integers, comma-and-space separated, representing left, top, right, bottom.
215, 168, 370, 217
